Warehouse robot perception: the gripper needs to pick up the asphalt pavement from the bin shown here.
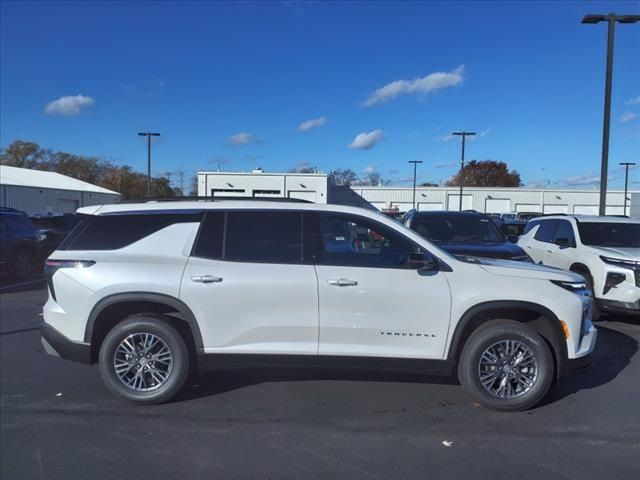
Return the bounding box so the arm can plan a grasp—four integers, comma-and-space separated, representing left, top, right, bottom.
1, 279, 639, 479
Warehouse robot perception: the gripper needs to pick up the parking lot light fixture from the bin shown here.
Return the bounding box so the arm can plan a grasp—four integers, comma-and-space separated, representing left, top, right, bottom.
408, 160, 423, 210
138, 132, 161, 196
581, 13, 639, 215
619, 162, 636, 216
452, 131, 475, 211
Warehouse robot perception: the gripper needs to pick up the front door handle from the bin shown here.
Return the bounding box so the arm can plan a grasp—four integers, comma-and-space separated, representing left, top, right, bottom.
191, 275, 223, 284
327, 278, 358, 287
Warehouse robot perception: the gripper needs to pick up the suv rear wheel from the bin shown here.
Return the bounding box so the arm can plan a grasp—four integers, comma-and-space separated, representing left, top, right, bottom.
98, 315, 190, 404
458, 320, 553, 411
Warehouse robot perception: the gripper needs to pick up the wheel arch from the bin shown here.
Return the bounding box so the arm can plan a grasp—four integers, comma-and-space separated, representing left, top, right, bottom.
447, 301, 568, 381
85, 292, 203, 364
569, 262, 591, 277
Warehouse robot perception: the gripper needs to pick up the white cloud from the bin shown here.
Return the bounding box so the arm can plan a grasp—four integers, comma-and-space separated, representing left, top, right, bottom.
441, 134, 456, 142
297, 116, 327, 132
44, 94, 94, 116
620, 111, 638, 123
563, 174, 616, 186
434, 161, 457, 169
479, 126, 493, 137
362, 65, 465, 107
348, 130, 384, 150
625, 96, 640, 105
228, 132, 262, 146
525, 180, 547, 189
362, 165, 376, 174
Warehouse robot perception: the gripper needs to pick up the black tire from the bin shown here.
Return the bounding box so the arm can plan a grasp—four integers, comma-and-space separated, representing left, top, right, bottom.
98, 315, 190, 404
12, 248, 33, 279
458, 320, 554, 411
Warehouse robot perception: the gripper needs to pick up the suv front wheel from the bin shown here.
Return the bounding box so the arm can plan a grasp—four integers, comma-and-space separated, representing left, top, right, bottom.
458, 320, 554, 411
98, 315, 190, 404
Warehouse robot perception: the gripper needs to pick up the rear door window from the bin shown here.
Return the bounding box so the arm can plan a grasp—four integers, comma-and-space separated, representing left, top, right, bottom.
223, 210, 303, 264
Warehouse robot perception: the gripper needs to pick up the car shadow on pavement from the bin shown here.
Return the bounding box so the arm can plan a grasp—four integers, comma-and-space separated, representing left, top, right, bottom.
176, 323, 638, 405
543, 323, 638, 405
176, 367, 460, 403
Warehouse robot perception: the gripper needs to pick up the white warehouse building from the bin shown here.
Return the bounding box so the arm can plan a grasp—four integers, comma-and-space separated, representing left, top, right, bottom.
197, 170, 639, 217
0, 165, 120, 216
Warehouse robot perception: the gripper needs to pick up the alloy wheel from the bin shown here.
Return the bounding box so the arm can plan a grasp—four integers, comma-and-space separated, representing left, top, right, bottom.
478, 340, 538, 399
113, 333, 173, 392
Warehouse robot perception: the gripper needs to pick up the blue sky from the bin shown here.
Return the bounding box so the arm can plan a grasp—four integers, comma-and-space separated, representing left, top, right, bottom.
1, 1, 639, 188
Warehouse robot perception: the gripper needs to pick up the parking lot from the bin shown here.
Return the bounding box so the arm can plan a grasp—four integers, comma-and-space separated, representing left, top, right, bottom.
0, 278, 638, 480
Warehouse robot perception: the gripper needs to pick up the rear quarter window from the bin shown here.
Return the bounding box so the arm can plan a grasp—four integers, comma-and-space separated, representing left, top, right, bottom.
58, 212, 202, 250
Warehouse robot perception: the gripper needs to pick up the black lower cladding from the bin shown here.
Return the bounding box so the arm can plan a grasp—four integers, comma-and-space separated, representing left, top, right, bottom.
41, 323, 92, 364
597, 298, 640, 315
563, 354, 593, 377
198, 353, 456, 376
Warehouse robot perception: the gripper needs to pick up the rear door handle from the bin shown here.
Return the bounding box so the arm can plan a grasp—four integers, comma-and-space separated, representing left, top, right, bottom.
191, 275, 223, 284
327, 278, 358, 287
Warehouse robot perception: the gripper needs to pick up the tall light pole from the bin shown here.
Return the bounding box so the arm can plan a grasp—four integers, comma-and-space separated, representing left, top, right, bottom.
408, 160, 423, 210
619, 162, 636, 216
138, 132, 161, 196
582, 13, 640, 216
452, 131, 475, 211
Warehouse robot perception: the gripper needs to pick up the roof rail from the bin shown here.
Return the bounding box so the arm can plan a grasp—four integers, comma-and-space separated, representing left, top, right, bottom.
116, 196, 313, 204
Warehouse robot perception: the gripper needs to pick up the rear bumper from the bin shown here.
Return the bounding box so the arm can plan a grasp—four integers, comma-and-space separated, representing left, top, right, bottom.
597, 298, 640, 316
41, 323, 91, 364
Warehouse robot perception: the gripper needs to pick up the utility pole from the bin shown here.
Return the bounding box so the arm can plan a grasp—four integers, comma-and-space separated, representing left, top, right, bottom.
582, 13, 640, 215
452, 131, 476, 210
408, 160, 423, 210
178, 170, 185, 196
137, 132, 161, 196
619, 162, 636, 216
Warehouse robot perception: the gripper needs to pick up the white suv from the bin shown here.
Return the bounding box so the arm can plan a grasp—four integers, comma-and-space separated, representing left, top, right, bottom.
517, 215, 640, 317
41, 201, 597, 411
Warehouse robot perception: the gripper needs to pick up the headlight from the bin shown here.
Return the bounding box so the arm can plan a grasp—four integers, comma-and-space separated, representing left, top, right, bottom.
550, 280, 591, 296
600, 256, 638, 270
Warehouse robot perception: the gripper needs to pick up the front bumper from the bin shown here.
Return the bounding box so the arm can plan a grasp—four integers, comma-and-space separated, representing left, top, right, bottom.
562, 353, 594, 378
597, 298, 640, 316
41, 323, 92, 364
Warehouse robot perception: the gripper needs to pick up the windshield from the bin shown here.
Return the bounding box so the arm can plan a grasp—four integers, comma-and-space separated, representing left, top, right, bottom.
578, 222, 640, 248
411, 215, 505, 243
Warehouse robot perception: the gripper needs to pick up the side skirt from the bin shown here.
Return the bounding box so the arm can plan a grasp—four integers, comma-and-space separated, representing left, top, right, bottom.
198, 353, 455, 376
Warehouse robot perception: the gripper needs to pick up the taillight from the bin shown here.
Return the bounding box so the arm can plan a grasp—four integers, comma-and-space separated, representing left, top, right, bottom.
44, 259, 95, 300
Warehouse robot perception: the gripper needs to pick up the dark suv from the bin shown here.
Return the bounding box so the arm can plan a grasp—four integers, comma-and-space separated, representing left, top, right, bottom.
402, 210, 530, 261
0, 208, 41, 278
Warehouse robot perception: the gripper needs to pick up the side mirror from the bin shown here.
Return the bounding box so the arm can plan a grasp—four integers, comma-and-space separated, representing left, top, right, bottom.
555, 237, 574, 248
408, 252, 438, 271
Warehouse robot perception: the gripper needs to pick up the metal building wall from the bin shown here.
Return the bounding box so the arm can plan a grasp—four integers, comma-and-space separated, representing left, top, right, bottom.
198, 172, 330, 203
0, 185, 119, 216
344, 186, 633, 215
